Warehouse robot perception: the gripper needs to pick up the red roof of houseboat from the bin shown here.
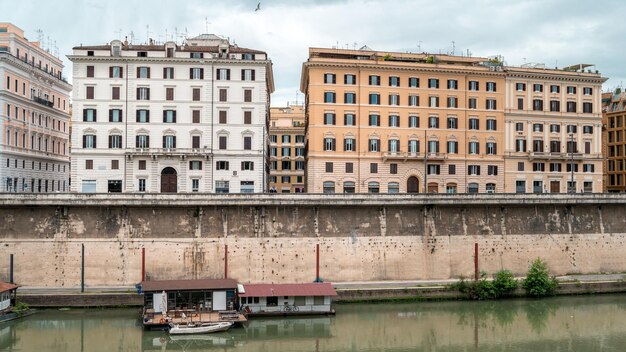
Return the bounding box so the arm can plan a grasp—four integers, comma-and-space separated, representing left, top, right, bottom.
239, 283, 337, 297
141, 279, 238, 292
0, 282, 18, 293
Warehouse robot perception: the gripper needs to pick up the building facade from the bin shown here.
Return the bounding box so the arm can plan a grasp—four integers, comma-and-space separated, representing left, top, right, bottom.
301, 47, 505, 193
0, 23, 71, 193
603, 91, 626, 192
503, 64, 606, 193
68, 34, 273, 193
269, 105, 305, 192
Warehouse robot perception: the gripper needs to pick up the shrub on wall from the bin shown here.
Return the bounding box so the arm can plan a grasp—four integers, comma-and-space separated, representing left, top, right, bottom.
522, 259, 558, 297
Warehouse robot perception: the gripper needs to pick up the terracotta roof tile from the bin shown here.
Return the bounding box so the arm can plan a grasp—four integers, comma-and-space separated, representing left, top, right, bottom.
239, 283, 337, 297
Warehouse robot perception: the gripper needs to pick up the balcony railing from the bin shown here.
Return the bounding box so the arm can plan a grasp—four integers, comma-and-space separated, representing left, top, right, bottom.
0, 52, 69, 84
126, 147, 212, 156
33, 96, 55, 108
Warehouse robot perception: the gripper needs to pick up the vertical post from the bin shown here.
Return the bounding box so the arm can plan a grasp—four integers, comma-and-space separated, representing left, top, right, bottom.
569, 133, 575, 193
9, 254, 14, 284
224, 244, 228, 279
81, 243, 85, 293
316, 244, 320, 282
474, 242, 479, 281
141, 248, 146, 282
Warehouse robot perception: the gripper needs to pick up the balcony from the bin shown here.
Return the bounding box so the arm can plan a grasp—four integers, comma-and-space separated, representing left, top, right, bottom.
126, 148, 212, 157
0, 52, 69, 85
33, 96, 55, 108
425, 152, 447, 161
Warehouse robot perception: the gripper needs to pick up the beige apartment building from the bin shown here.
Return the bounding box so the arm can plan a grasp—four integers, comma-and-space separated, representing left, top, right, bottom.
269, 105, 305, 192
301, 47, 505, 193
603, 91, 626, 192
504, 64, 606, 193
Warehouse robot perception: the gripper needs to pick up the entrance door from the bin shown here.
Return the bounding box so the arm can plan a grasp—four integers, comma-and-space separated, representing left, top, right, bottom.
550, 181, 560, 193
407, 176, 419, 193
160, 167, 178, 193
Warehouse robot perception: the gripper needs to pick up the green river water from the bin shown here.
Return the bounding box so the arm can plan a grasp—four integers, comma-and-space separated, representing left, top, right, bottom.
2, 294, 626, 351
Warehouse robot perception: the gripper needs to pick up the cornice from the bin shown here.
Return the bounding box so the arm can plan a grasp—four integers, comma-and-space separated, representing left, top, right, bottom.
505, 71, 607, 84
303, 61, 506, 77
67, 55, 272, 68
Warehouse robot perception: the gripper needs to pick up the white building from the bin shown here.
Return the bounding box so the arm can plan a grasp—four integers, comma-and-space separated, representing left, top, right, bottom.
238, 283, 337, 315
0, 23, 71, 193
68, 34, 273, 193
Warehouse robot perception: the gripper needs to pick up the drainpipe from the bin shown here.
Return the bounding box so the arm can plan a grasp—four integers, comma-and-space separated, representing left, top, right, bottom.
9, 254, 13, 284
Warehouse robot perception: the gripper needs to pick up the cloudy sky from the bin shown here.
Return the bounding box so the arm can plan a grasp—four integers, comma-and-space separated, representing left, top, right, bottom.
4, 0, 625, 105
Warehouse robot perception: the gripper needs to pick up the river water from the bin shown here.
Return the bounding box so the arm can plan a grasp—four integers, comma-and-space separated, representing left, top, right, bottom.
2, 294, 626, 351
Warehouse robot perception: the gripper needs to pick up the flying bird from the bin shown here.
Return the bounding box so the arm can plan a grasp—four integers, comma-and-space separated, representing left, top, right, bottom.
255, 2, 261, 11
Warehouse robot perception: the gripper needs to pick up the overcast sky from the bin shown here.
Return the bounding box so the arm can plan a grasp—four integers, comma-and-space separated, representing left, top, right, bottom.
4, 0, 625, 106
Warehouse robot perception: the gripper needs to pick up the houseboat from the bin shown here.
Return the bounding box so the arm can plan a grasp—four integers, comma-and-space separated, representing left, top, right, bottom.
141, 278, 246, 330
238, 283, 337, 316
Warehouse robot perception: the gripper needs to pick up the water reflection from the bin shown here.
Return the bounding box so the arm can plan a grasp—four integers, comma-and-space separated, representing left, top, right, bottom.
2, 295, 626, 351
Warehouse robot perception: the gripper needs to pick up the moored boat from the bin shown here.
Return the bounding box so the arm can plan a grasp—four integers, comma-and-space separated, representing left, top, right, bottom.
168, 321, 233, 335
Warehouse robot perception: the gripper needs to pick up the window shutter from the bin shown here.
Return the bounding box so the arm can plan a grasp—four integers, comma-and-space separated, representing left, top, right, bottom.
109, 109, 113, 122
251, 70, 255, 81
146, 136, 149, 147
216, 69, 220, 80
493, 144, 497, 154
332, 114, 336, 125
119, 67, 123, 78
136, 68, 140, 78
164, 67, 168, 78
83, 109, 87, 121
226, 69, 230, 80
162, 136, 166, 148
135, 135, 139, 146
108, 135, 112, 148
82, 135, 86, 148
146, 88, 150, 100
244, 111, 251, 124
200, 68, 204, 79
109, 67, 113, 78
173, 111, 177, 123
189, 68, 193, 79
147, 67, 151, 78
163, 110, 166, 122
136, 87, 140, 99
93, 136, 97, 148
241, 69, 245, 80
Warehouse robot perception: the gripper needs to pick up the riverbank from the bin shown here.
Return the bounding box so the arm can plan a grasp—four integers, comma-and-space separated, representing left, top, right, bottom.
14, 274, 626, 307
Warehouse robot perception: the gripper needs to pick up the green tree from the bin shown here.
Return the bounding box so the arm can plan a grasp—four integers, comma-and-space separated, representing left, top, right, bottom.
522, 259, 558, 297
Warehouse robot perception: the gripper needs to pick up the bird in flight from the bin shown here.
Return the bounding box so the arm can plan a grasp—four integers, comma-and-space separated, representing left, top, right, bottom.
255, 2, 261, 11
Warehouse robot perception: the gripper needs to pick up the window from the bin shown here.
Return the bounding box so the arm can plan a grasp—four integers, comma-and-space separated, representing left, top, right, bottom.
323, 181, 335, 194
388, 182, 399, 193
138, 179, 146, 192
370, 163, 378, 173
468, 81, 479, 91
533, 162, 545, 172
190, 68, 204, 80
86, 86, 94, 99
163, 135, 176, 149
368, 182, 380, 193
344, 114, 355, 126
138, 160, 147, 170
163, 110, 176, 123
447, 141, 458, 154
428, 78, 439, 89
109, 135, 122, 149
388, 139, 400, 152
388, 115, 399, 127
447, 79, 458, 90
368, 139, 379, 152
550, 85, 560, 93
486, 142, 497, 155
533, 181, 543, 194
447, 97, 457, 108
486, 99, 496, 110
468, 118, 479, 130
446, 183, 457, 194
86, 65, 94, 77
344, 138, 355, 152
567, 125, 577, 134
447, 117, 457, 129
389, 76, 400, 87
583, 87, 593, 95
83, 109, 97, 122
550, 100, 560, 112
189, 161, 202, 170
242, 69, 255, 81
193, 110, 201, 124
244, 89, 252, 102
409, 77, 419, 88
517, 98, 524, 110
516, 181, 526, 194
83, 135, 96, 148
136, 135, 149, 148
409, 115, 419, 128
85, 160, 93, 170
244, 111, 252, 124
583, 103, 593, 113
344, 92, 356, 104
583, 164, 595, 173
112, 86, 120, 100
428, 116, 439, 128
448, 164, 456, 175
216, 161, 230, 170
216, 68, 231, 80
550, 140, 561, 152
389, 94, 400, 105
550, 124, 561, 133
344, 74, 356, 85
324, 113, 336, 125
369, 75, 380, 85
325, 162, 333, 173
468, 98, 477, 109
408, 95, 419, 106
486, 82, 497, 92
390, 163, 398, 174
533, 140, 543, 152
468, 165, 480, 175
215, 181, 230, 193
324, 73, 336, 84
567, 86, 577, 94
137, 87, 150, 100
243, 136, 252, 150
550, 163, 562, 172
166, 87, 174, 101
136, 109, 150, 123
486, 119, 496, 131
324, 92, 336, 103
533, 84, 543, 92
163, 67, 174, 79
369, 114, 380, 126
240, 181, 254, 193
468, 141, 479, 154
516, 83, 526, 91
428, 140, 439, 153
345, 163, 354, 173
429, 96, 439, 107
219, 136, 227, 150
282, 135, 291, 143
369, 93, 380, 105
137, 67, 150, 78
533, 123, 543, 133
193, 88, 201, 101
219, 89, 228, 102
567, 101, 577, 112
324, 138, 336, 151
487, 165, 498, 176
408, 140, 419, 154
427, 165, 440, 175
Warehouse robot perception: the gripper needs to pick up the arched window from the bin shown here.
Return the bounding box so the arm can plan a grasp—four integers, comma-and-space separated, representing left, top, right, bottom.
343, 181, 355, 193
323, 181, 335, 194
388, 182, 399, 193
368, 182, 380, 193
468, 183, 479, 194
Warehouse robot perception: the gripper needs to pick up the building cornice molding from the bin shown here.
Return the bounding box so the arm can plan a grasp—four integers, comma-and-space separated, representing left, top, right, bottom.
303, 61, 506, 77
505, 71, 607, 84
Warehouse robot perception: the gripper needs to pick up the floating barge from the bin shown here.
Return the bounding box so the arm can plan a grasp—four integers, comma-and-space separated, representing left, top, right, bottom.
141, 279, 247, 330
238, 282, 337, 316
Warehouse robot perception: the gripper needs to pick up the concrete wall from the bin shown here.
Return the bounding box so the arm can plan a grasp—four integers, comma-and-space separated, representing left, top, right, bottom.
1, 194, 626, 288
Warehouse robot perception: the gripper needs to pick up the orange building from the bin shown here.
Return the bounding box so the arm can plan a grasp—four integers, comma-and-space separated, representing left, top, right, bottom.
269, 105, 305, 192
300, 47, 505, 193
603, 91, 626, 192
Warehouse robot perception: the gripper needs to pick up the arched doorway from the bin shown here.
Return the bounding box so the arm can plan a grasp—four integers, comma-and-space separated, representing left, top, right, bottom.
407, 176, 419, 193
161, 167, 178, 193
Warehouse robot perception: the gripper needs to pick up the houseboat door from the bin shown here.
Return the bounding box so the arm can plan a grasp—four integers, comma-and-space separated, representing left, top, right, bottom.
153, 292, 167, 313
213, 291, 227, 311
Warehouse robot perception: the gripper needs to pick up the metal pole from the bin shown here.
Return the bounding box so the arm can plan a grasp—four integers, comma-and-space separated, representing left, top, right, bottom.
474, 243, 479, 281
81, 243, 85, 293
224, 244, 228, 279
316, 244, 320, 281
141, 248, 145, 282
9, 254, 13, 284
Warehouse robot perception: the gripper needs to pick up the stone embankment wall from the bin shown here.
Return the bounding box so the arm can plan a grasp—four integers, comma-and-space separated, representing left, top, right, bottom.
1, 194, 625, 288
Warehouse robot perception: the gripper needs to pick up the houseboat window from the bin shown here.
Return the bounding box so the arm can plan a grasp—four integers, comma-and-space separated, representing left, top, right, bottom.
294, 296, 306, 306
314, 296, 325, 305
267, 297, 278, 306
284, 296, 289, 300
254, 297, 259, 304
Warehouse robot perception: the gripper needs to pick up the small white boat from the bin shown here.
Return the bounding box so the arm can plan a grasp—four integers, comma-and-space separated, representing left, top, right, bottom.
168, 321, 233, 335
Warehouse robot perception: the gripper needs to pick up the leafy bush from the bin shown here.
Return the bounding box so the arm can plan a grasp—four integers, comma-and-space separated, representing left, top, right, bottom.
13, 302, 29, 316
493, 270, 518, 297
522, 259, 558, 297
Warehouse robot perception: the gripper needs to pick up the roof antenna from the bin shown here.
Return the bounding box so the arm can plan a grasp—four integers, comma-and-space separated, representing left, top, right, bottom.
205, 17, 209, 34
451, 41, 455, 56
417, 41, 422, 53
145, 25, 150, 44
